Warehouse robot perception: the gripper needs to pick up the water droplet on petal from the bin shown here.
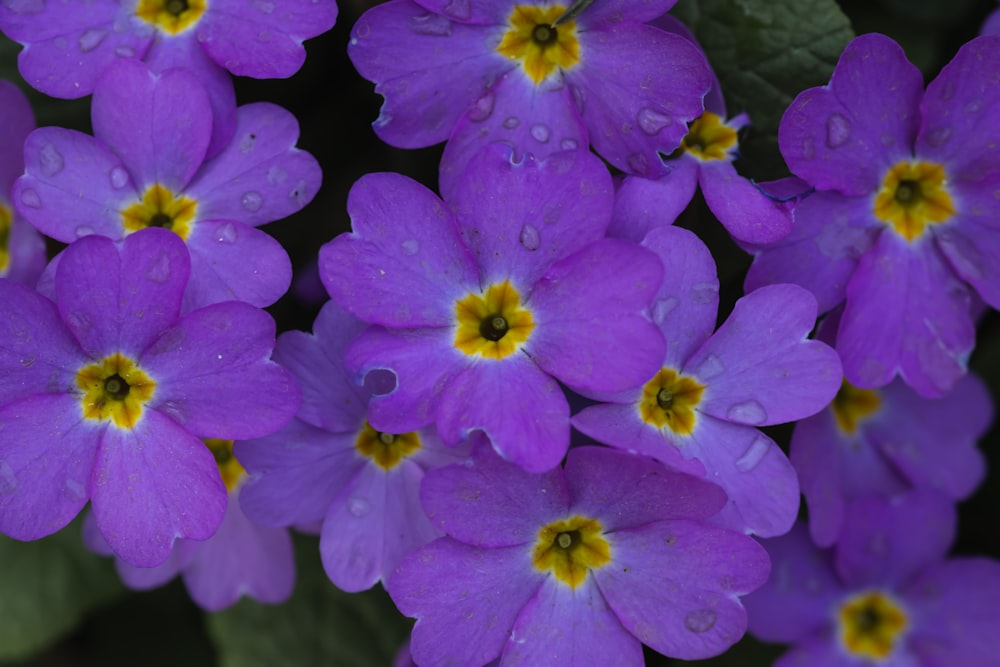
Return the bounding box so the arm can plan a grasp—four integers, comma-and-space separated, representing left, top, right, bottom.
925, 127, 952, 147
74, 225, 95, 238
880, 133, 895, 147
289, 180, 309, 207
637, 107, 672, 136
266, 166, 287, 185
239, 132, 257, 153
38, 142, 64, 176
347, 497, 371, 517
109, 166, 130, 189
63, 478, 86, 501
0, 460, 17, 494
253, 0, 274, 13
825, 113, 851, 148
78, 28, 107, 53
627, 153, 649, 176
145, 252, 171, 283
571, 85, 585, 113
502, 116, 520, 130
115, 45, 135, 58
519, 224, 540, 250
408, 11, 453, 36
241, 191, 263, 212
560, 138, 578, 150
684, 609, 717, 633
690, 282, 718, 304
442, 0, 470, 20
19, 187, 41, 209
800, 136, 815, 159
651, 297, 678, 323
694, 354, 725, 380
401, 238, 419, 255
735, 436, 771, 472
530, 124, 550, 143
964, 99, 982, 114
938, 80, 955, 101
215, 222, 237, 243
726, 399, 768, 425
19, 356, 35, 368
468, 91, 494, 122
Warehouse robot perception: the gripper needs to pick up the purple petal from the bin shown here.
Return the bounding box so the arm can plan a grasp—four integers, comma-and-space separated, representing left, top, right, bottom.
935, 178, 1000, 309
92, 60, 211, 190
577, 0, 677, 25
773, 634, 871, 667
90, 408, 226, 567
778, 33, 922, 195
116, 540, 194, 590
699, 160, 794, 244
320, 172, 479, 328
387, 538, 544, 667
448, 145, 612, 287
838, 232, 975, 397
596, 520, 770, 660
608, 160, 697, 243
685, 284, 842, 426
0, 394, 99, 540
3, 208, 46, 287
528, 239, 665, 392
0, 80, 34, 189
419, 443, 569, 547
187, 103, 321, 226
502, 577, 643, 666
410, 0, 509, 24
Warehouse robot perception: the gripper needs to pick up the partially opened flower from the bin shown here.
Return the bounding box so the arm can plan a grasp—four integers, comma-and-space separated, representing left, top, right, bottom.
388, 445, 770, 665
0, 228, 299, 567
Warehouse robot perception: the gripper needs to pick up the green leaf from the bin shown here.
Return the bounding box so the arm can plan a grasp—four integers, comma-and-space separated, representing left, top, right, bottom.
207, 535, 411, 667
0, 519, 123, 661
672, 0, 855, 179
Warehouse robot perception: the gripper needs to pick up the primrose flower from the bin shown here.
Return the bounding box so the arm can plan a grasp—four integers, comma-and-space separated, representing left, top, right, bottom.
320, 147, 665, 472
348, 0, 711, 199
745, 492, 1000, 667
14, 59, 320, 312
573, 224, 842, 537
387, 445, 770, 664
83, 438, 295, 611
0, 228, 300, 567
236, 300, 472, 593
0, 79, 45, 286
746, 34, 1000, 397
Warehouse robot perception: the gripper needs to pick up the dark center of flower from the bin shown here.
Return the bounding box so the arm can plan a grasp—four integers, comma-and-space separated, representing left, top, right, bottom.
104, 374, 130, 401
531, 23, 558, 47
166, 0, 188, 16
894, 179, 921, 205
377, 432, 395, 445
853, 604, 882, 635
209, 442, 232, 466
556, 530, 580, 550
149, 212, 173, 229
479, 314, 509, 342
656, 388, 674, 411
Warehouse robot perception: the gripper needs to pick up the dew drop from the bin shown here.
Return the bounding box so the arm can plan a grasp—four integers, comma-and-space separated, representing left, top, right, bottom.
63, 478, 87, 501
800, 136, 816, 159
627, 153, 649, 176
109, 166, 130, 189
963, 99, 982, 114
880, 133, 895, 147
289, 180, 309, 206
0, 460, 17, 494
78, 28, 107, 53
684, 609, 717, 633
266, 166, 287, 185
726, 399, 768, 425
253, 0, 274, 13
468, 91, 494, 122
735, 436, 771, 472
347, 497, 371, 517
19, 187, 41, 209
637, 107, 672, 136
518, 223, 540, 250
38, 142, 64, 177
408, 11, 452, 36
690, 282, 718, 304
114, 45, 135, 58
19, 356, 35, 368
215, 222, 238, 243
571, 85, 585, 113
925, 127, 952, 147
401, 238, 419, 255
938, 80, 955, 102
651, 297, 678, 323
145, 252, 171, 283
560, 138, 578, 150
825, 113, 851, 148
74, 225, 95, 238
442, 0, 470, 20
502, 116, 520, 130
530, 124, 550, 143
694, 354, 725, 380
240, 191, 263, 212
256, 30, 272, 43
239, 132, 257, 153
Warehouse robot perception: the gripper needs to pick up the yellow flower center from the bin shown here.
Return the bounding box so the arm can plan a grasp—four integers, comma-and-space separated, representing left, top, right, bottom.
76, 353, 156, 429
354, 422, 422, 471
121, 184, 197, 240
532, 515, 611, 589
831, 380, 881, 435
873, 161, 954, 242
204, 438, 245, 492
638, 368, 705, 435
454, 280, 534, 360
496, 4, 580, 85
681, 112, 738, 161
0, 203, 11, 274
839, 591, 909, 660
135, 0, 207, 35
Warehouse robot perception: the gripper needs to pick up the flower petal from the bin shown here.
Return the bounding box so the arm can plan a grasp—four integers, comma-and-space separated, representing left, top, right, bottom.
608, 160, 697, 243
699, 160, 794, 245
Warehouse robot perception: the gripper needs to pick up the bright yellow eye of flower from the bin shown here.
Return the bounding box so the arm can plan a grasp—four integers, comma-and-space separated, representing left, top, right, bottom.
532, 516, 611, 589
135, 0, 207, 35
638, 368, 706, 435
873, 161, 954, 242
203, 439, 245, 492
76, 353, 156, 429
831, 380, 881, 435
839, 591, 909, 660
0, 203, 12, 274
454, 280, 534, 360
121, 184, 197, 241
354, 422, 422, 471
681, 112, 738, 161
496, 4, 580, 85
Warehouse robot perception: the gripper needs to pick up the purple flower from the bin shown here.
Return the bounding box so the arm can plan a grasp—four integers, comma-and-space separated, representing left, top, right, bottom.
573, 224, 842, 537
0, 79, 45, 286
14, 59, 320, 312
320, 147, 665, 472
348, 0, 711, 198
0, 228, 300, 567
745, 34, 1000, 397
982, 3, 1000, 36
387, 445, 770, 664
83, 438, 294, 611
745, 491, 1000, 666
236, 300, 471, 592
